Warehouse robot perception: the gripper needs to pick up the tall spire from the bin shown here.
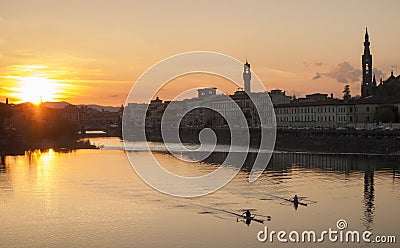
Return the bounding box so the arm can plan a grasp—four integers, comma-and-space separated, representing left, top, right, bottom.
361, 27, 373, 98
364, 27, 370, 50
243, 59, 251, 92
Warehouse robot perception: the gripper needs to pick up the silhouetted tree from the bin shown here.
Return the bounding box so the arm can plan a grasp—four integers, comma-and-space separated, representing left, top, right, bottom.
375, 105, 399, 123
343, 85, 351, 100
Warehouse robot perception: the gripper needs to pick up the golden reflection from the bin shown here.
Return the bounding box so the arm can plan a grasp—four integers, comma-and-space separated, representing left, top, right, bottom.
28, 149, 59, 215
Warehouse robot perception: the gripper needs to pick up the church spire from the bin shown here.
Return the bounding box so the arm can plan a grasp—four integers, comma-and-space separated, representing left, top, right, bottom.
364, 27, 371, 53
361, 27, 373, 98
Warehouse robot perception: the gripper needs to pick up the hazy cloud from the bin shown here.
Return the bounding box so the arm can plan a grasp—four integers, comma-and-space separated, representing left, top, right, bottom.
390, 64, 398, 74
108, 94, 123, 98
304, 61, 324, 68
312, 61, 361, 84
312, 62, 389, 84
312, 72, 322, 80
373, 68, 385, 81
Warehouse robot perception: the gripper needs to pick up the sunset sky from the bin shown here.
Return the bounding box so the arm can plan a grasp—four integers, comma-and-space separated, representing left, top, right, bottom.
0, 0, 399, 105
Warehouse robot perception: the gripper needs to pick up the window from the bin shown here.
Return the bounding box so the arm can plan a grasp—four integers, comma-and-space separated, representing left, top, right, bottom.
366, 107, 370, 112
350, 107, 353, 113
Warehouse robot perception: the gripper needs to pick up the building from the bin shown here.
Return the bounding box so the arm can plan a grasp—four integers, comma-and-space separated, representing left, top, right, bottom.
197, 87, 217, 98
126, 57, 400, 131
124, 103, 148, 128
274, 94, 400, 129
269, 89, 291, 105
243, 59, 251, 92
361, 28, 400, 100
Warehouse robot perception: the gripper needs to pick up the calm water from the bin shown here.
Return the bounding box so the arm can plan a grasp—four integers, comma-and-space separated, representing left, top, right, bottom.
1, 137, 399, 247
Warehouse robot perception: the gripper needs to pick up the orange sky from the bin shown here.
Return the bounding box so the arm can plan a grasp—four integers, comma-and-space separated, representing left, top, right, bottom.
0, 0, 399, 105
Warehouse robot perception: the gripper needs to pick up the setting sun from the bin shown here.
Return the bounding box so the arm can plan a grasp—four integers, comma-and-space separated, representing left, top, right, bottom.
7, 75, 63, 104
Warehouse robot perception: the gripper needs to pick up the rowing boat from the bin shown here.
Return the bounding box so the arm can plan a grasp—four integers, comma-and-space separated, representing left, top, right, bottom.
219, 209, 270, 224
284, 198, 308, 206
260, 194, 309, 207
237, 215, 265, 224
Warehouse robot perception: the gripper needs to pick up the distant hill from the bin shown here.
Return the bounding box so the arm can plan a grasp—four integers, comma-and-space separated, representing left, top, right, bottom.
43, 102, 120, 112
78, 104, 121, 112
42, 101, 71, 109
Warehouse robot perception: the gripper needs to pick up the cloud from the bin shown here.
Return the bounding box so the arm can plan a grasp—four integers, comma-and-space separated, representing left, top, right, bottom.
108, 94, 123, 98
373, 68, 385, 81
312, 61, 362, 84
312, 72, 322, 80
304, 61, 324, 68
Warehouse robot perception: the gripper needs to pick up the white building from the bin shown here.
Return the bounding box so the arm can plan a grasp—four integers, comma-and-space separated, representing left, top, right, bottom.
274, 98, 386, 129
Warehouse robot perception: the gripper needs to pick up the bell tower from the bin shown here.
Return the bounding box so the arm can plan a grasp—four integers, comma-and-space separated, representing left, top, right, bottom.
243, 59, 251, 92
361, 27, 373, 97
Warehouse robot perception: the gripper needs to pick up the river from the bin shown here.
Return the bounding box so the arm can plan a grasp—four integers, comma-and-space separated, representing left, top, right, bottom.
0, 137, 399, 247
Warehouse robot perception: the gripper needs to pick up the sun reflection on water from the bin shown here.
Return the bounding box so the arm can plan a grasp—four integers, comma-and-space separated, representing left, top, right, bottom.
27, 149, 59, 216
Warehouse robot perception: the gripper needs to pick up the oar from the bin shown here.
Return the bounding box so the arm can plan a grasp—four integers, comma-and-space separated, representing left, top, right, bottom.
263, 194, 308, 207
220, 209, 270, 224
284, 198, 308, 206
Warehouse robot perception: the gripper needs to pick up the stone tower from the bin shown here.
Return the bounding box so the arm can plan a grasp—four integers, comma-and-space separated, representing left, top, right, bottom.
243, 59, 251, 92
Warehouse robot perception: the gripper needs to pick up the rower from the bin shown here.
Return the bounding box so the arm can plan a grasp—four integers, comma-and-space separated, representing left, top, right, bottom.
243, 210, 251, 218
243, 210, 252, 226
293, 195, 299, 204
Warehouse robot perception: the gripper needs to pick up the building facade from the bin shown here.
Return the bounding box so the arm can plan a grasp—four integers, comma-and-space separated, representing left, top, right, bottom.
274, 94, 400, 129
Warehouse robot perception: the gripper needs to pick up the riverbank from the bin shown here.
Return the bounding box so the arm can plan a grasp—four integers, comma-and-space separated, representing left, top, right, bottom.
0, 138, 98, 156
25, 139, 99, 150
275, 130, 400, 155
143, 127, 400, 155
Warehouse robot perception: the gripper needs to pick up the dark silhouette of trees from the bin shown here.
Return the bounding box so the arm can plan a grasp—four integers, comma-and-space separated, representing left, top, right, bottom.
343, 85, 351, 100
375, 105, 399, 123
